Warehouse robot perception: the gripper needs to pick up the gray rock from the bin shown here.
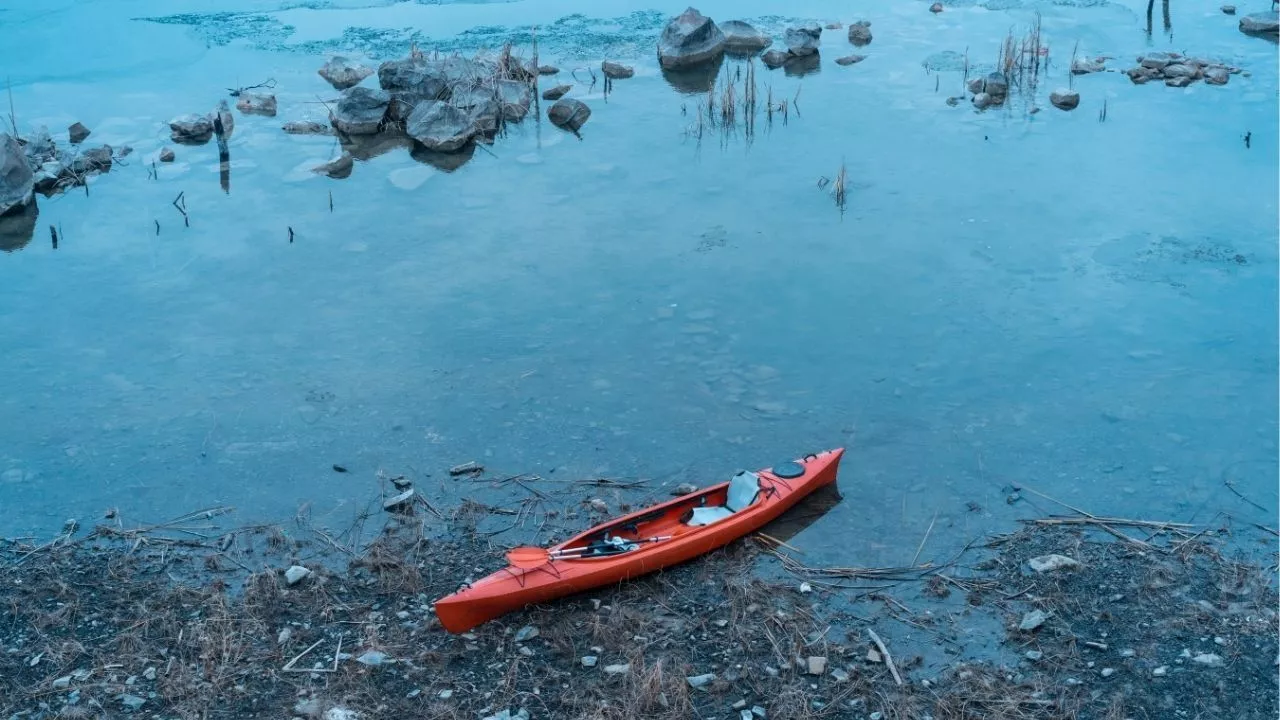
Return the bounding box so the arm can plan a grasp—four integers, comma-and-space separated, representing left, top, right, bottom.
581, 655, 598, 667
356, 650, 389, 666
312, 152, 354, 179
1019, 609, 1050, 631
1239, 11, 1279, 36
835, 54, 866, 66
603, 663, 630, 674
1204, 67, 1230, 85
1140, 52, 1174, 69
972, 92, 993, 109
931, 2, 944, 11
1029, 554, 1082, 572
1165, 75, 1194, 88
1192, 652, 1224, 667
213, 100, 235, 138
538, 65, 560, 75
547, 98, 591, 132
330, 87, 389, 135
752, 707, 767, 719
284, 565, 312, 585
378, 57, 451, 120
673, 483, 699, 495
659, 7, 726, 69
159, 147, 176, 162
514, 625, 540, 642
169, 113, 214, 144
450, 85, 501, 135
282, 120, 333, 135
67, 122, 90, 144
761, 50, 789, 69
481, 710, 529, 720
1162, 63, 1197, 79
119, 694, 145, 711
1125, 66, 1160, 84
21, 127, 56, 169
1071, 57, 1105, 74
721, 20, 771, 52
1221, 4, 1235, 14
383, 489, 415, 513
687, 672, 717, 687
1025, 650, 1044, 661
541, 84, 571, 101
0, 134, 35, 217
236, 93, 278, 116
1100, 667, 1116, 677
784, 22, 822, 57
496, 79, 532, 121
806, 656, 827, 675
601, 61, 635, 79
30, 161, 61, 194
406, 101, 475, 152
69, 145, 113, 175
847, 20, 872, 46
831, 668, 850, 682
982, 72, 1009, 99
319, 56, 374, 90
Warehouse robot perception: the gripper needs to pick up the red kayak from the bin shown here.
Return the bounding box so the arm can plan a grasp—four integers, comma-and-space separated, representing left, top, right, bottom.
434, 448, 844, 633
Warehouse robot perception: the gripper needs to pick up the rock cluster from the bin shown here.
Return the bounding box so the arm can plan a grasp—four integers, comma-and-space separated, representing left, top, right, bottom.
1125, 52, 1241, 87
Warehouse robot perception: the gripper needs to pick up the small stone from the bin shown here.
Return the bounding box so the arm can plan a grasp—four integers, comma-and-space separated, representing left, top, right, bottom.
1120, 649, 1135, 657
588, 498, 609, 513
847, 20, 872, 46
930, 2, 943, 12
235, 93, 278, 116
449, 461, 483, 475
1019, 609, 1050, 632
396, 610, 410, 620
799, 582, 812, 593
761, 50, 789, 69
324, 709, 360, 720
514, 625, 540, 642
142, 667, 156, 681
295, 699, 322, 716
52, 676, 71, 689
1049, 88, 1081, 109
831, 668, 849, 682
1239, 11, 1279, 36
1101, 668, 1116, 677
1192, 653, 1224, 668
1071, 57, 1106, 74
807, 656, 827, 675
518, 646, 534, 657
383, 489, 415, 513
284, 565, 312, 585
1214, 637, 1227, 646
604, 663, 630, 675
1152, 666, 1168, 676
1222, 4, 1235, 13
278, 627, 293, 645
1025, 650, 1043, 661
687, 672, 717, 688
313, 152, 354, 179
601, 61, 634, 79
972, 92, 993, 110
752, 707, 767, 719
581, 655, 598, 668
870, 713, 884, 720
866, 648, 882, 663
282, 121, 333, 135
673, 483, 699, 495
835, 55, 866, 66
318, 56, 374, 90
356, 650, 389, 666
714, 619, 729, 628
733, 699, 748, 710
548, 98, 590, 132
538, 65, 560, 75
439, 689, 453, 699
1204, 67, 1230, 86
158, 147, 175, 163
541, 84, 572, 101
1165, 76, 1194, 88
68, 122, 91, 144
120, 694, 145, 711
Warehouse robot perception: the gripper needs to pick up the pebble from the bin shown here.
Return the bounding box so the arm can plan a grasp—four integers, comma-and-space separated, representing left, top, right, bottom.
831, 668, 850, 682
603, 663, 630, 675
142, 667, 156, 681
752, 706, 768, 719
870, 713, 884, 720
518, 646, 534, 657
1192, 653, 1224, 668
733, 699, 748, 710
355, 651, 389, 666
514, 625, 540, 642
278, 627, 293, 645
799, 582, 813, 594
673, 483, 699, 495
1120, 649, 1136, 658
1019, 610, 1050, 632
52, 676, 71, 689
740, 712, 753, 720
1100, 668, 1116, 677
1028, 554, 1081, 573
284, 565, 312, 586
438, 689, 453, 699
581, 656, 598, 668
1153, 666, 1169, 676
120, 694, 145, 711
714, 619, 729, 628
1025, 650, 1044, 661
687, 673, 717, 688
806, 656, 827, 675
1214, 637, 1227, 646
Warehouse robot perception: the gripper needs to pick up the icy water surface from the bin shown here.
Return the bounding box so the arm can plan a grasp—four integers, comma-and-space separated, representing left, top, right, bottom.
0, 0, 1276, 569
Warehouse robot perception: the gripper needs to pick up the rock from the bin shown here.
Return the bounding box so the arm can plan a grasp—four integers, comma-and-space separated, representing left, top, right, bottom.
806, 656, 827, 675
721, 20, 771, 52
847, 20, 872, 46
673, 483, 699, 495
542, 84, 572, 101
658, 7, 727, 70
603, 663, 630, 675
1192, 653, 1224, 667
1239, 11, 1279, 36
213, 100, 235, 138
21, 127, 56, 169
1125, 66, 1160, 84
69, 145, 113, 175
866, 648, 883, 663
378, 57, 448, 97
799, 582, 813, 593
32, 161, 63, 193
153, 147, 175, 165
687, 672, 717, 687
383, 489, 415, 513
496, 79, 532, 121
282, 121, 332, 135
284, 565, 312, 585
0, 134, 35, 217
120, 694, 145, 711
450, 85, 501, 135
752, 707, 767, 719
831, 668, 849, 682
331, 87, 389, 135
1152, 665, 1168, 676
547, 98, 590, 132
481, 710, 529, 720
52, 676, 71, 689
117, 145, 133, 158
972, 92, 993, 109
761, 50, 789, 69
312, 152, 354, 179
1100, 667, 1116, 677
966, 77, 985, 94
1165, 75, 1194, 88
601, 61, 635, 79
1162, 63, 1197, 78
870, 713, 883, 720
835, 54, 866, 66
320, 56, 374, 90
981, 72, 1008, 99
1029, 554, 1082, 572
1025, 650, 1044, 661
538, 65, 560, 75
1071, 57, 1106, 74
1140, 52, 1174, 70
324, 709, 360, 720
169, 114, 214, 144
588, 498, 609, 513
784, 22, 822, 57
356, 650, 389, 666
236, 93, 278, 116
514, 625, 540, 642
1019, 609, 1049, 631
930, 2, 944, 12
1222, 4, 1235, 13
581, 655, 598, 667
67, 122, 91, 144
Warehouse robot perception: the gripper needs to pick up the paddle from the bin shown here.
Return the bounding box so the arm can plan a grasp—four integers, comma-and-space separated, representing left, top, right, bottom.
506, 536, 673, 567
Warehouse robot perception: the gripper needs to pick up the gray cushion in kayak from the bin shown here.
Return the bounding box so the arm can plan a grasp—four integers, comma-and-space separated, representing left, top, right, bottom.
687, 506, 735, 526
726, 471, 760, 512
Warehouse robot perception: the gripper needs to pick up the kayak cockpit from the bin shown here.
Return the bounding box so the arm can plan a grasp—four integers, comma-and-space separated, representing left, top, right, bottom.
683, 471, 760, 526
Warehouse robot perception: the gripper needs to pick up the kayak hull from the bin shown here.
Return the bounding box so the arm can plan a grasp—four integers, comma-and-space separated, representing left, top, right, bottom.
434, 448, 844, 633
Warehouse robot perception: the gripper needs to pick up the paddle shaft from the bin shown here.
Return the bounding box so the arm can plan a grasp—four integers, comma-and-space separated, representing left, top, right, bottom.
549, 535, 672, 559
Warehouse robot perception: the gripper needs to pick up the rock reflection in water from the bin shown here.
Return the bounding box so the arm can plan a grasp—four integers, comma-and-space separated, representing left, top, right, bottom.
410, 142, 476, 173
660, 54, 726, 95
0, 200, 38, 253
340, 130, 413, 162
783, 53, 821, 78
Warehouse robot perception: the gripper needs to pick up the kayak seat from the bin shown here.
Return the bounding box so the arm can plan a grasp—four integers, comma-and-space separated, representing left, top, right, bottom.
686, 471, 760, 527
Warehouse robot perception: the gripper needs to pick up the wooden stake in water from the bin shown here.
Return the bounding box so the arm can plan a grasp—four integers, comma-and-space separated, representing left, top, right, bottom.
49, 225, 57, 249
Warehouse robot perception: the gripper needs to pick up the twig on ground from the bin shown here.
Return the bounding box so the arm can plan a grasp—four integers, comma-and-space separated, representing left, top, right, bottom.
867, 628, 903, 686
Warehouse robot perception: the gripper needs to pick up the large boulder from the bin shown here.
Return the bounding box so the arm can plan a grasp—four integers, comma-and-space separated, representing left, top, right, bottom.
1239, 11, 1279, 36
720, 20, 771, 52
169, 114, 214, 144
496, 80, 532, 121
784, 22, 822, 57
330, 86, 390, 135
378, 57, 451, 121
405, 101, 476, 153
548, 98, 590, 132
319, 56, 374, 90
0, 134, 35, 217
658, 7, 727, 69
451, 84, 501, 135
847, 20, 872, 46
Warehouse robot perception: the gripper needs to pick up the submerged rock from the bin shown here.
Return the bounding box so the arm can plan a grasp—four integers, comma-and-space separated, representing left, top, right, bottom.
67, 122, 91, 144
282, 120, 333, 135
659, 7, 726, 69
541, 84, 572, 101
1125, 66, 1160, 84
761, 50, 789, 69
1239, 11, 1279, 36
1139, 52, 1174, 70
931, 2, 944, 12
330, 87, 389, 135
537, 65, 560, 75
784, 22, 822, 57
496, 79, 532, 121
720, 20, 771, 52
1165, 75, 1194, 88
69, 145, 113, 175
835, 54, 866, 66
32, 161, 63, 194
601, 61, 635, 79
1049, 89, 1080, 110
1071, 57, 1106, 74
847, 20, 873, 46
236, 93, 277, 116
319, 56, 374, 90
0, 134, 35, 217
313, 152, 354, 179
1162, 63, 1198, 79
548, 98, 590, 132
1221, 4, 1235, 14
406, 101, 475, 153
169, 114, 213, 144
159, 147, 176, 162
982, 72, 1009, 99
1204, 66, 1230, 85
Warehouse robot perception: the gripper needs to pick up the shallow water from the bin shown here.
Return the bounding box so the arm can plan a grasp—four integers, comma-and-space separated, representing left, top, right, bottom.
0, 0, 1276, 572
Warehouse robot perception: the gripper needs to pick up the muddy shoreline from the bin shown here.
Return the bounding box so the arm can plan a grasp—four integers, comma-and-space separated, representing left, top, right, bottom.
2, 483, 1275, 720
